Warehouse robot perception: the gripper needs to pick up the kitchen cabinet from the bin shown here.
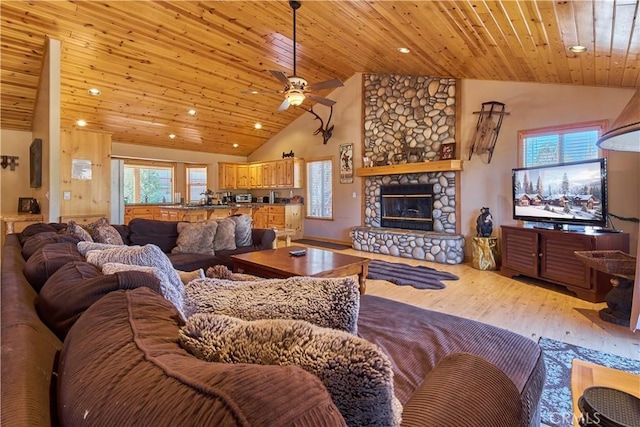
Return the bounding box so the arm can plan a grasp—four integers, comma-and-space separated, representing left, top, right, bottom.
500, 225, 629, 302
124, 206, 158, 224
249, 164, 262, 188
236, 165, 250, 189
277, 158, 303, 188
252, 206, 269, 229
218, 163, 237, 189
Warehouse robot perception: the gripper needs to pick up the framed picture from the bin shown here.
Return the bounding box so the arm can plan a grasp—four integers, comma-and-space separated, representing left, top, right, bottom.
30, 138, 42, 188
339, 143, 354, 184
439, 143, 456, 160
18, 197, 36, 213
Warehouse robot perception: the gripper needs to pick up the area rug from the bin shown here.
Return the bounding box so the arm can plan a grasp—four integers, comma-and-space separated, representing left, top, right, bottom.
292, 239, 352, 250
366, 259, 459, 290
538, 337, 640, 427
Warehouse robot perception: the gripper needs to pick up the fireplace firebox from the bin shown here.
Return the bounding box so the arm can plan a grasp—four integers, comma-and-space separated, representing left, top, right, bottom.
380, 184, 433, 231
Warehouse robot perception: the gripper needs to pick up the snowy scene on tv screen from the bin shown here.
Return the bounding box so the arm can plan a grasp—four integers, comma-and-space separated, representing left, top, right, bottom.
514, 162, 604, 223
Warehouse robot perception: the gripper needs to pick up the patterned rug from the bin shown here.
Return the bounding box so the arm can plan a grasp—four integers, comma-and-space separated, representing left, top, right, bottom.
366, 259, 459, 290
538, 337, 640, 427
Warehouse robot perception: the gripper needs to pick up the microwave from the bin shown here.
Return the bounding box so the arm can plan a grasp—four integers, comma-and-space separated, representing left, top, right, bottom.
235, 194, 252, 203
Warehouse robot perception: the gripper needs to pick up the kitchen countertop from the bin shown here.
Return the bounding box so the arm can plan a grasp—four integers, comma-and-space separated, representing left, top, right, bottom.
156, 202, 302, 210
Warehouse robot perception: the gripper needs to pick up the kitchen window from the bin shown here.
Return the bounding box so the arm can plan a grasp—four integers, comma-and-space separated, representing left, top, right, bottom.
185, 165, 207, 203
306, 157, 333, 220
123, 161, 174, 204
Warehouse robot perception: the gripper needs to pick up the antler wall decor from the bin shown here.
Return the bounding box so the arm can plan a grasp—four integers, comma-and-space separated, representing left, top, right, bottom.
301, 105, 334, 144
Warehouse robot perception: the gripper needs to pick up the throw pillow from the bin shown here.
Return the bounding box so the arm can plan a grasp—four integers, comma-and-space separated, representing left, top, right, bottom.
181, 314, 401, 427
82, 216, 109, 238
171, 221, 217, 255
37, 263, 160, 340
58, 288, 344, 426
213, 218, 236, 251
177, 268, 205, 286
85, 244, 185, 319
228, 214, 253, 247
66, 221, 93, 242
184, 276, 360, 334
77, 241, 132, 257
92, 223, 125, 245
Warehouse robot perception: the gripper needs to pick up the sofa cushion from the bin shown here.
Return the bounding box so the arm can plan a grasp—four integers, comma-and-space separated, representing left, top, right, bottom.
181, 313, 400, 427
228, 214, 253, 247
184, 276, 360, 334
85, 244, 185, 318
21, 232, 80, 260
18, 222, 66, 245
23, 243, 85, 292
213, 218, 236, 251
128, 218, 179, 253
37, 262, 160, 340
58, 288, 346, 427
401, 353, 522, 427
166, 252, 221, 272
172, 221, 217, 255
102, 262, 170, 295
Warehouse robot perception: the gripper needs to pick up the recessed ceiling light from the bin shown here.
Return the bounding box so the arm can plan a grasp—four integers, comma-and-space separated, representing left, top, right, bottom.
250, 90, 259, 95
187, 109, 197, 116
76, 119, 87, 127
397, 47, 410, 54
169, 134, 176, 139
88, 88, 101, 96
254, 123, 262, 129
569, 45, 587, 53
232, 143, 239, 148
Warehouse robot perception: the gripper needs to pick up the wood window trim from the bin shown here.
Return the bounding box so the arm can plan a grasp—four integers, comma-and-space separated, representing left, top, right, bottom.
517, 120, 608, 167
305, 156, 334, 221
185, 164, 208, 203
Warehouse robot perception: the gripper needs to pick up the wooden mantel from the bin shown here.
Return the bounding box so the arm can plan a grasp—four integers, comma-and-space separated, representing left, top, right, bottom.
355, 159, 463, 177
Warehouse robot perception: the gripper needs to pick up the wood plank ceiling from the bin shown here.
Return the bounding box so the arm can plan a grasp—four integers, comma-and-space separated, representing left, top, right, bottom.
1, 1, 638, 157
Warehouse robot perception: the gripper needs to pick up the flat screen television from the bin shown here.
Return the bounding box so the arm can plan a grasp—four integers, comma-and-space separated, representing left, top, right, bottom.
512, 158, 607, 229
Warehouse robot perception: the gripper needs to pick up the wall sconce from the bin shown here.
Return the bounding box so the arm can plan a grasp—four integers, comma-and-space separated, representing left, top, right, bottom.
1, 155, 19, 171
468, 101, 509, 163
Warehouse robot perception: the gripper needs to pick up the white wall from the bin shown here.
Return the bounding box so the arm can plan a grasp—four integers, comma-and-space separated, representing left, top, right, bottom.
251, 76, 639, 253
248, 73, 363, 242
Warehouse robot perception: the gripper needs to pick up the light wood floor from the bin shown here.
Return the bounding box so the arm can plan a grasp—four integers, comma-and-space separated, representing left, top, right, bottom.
293, 243, 639, 360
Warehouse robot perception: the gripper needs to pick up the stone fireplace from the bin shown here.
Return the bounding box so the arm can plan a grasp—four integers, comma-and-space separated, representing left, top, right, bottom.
351, 74, 465, 264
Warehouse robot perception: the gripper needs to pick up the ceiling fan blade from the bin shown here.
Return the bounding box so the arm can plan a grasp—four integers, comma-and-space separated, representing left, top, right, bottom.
269, 70, 291, 86
307, 94, 336, 107
306, 78, 344, 91
277, 98, 291, 111
240, 89, 283, 95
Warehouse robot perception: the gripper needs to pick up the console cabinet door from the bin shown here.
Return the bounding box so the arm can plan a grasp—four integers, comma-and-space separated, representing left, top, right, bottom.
539, 232, 592, 289
502, 226, 538, 276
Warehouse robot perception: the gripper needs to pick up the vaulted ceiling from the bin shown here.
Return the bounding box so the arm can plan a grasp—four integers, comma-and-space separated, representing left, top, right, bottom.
1, 1, 638, 157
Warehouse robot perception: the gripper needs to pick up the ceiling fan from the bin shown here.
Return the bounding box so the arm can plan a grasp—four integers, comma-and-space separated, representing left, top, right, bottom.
245, 1, 343, 111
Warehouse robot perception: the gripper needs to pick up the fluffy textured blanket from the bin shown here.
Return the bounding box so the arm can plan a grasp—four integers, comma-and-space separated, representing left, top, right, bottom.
367, 260, 459, 290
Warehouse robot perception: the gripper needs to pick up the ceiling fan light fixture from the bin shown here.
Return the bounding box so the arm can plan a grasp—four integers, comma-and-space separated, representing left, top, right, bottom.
287, 90, 306, 106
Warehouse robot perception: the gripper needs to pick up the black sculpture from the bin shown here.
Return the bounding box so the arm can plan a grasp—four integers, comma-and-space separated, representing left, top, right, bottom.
476, 207, 493, 237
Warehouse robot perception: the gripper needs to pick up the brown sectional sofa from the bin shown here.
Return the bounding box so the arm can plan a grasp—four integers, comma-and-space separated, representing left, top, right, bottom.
2, 222, 546, 426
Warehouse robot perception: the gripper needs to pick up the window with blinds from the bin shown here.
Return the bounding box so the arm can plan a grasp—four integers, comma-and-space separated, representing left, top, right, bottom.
186, 165, 207, 202
518, 121, 606, 167
306, 157, 333, 219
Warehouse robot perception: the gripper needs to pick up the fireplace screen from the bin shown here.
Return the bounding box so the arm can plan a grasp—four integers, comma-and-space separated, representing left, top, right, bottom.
380, 184, 433, 231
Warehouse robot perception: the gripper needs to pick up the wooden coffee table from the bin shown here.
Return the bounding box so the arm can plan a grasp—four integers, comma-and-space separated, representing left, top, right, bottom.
571, 359, 640, 427
231, 246, 370, 293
